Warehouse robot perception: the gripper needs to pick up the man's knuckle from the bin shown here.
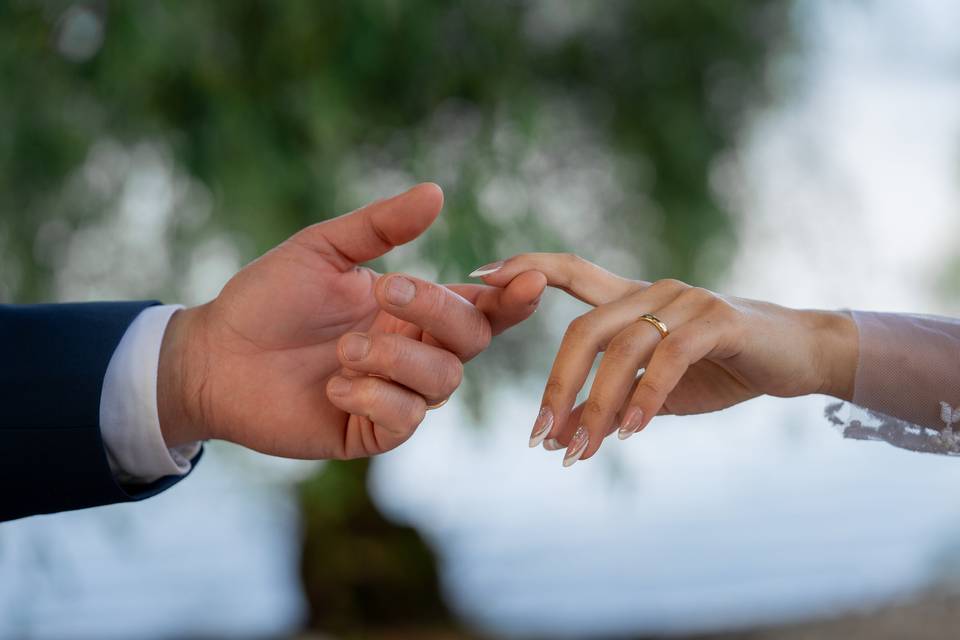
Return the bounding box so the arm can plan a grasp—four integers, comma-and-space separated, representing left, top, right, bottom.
409, 397, 427, 425
374, 335, 400, 368
448, 359, 465, 389
354, 378, 377, 405
475, 321, 492, 351
460, 333, 489, 362
422, 286, 448, 318
434, 356, 463, 394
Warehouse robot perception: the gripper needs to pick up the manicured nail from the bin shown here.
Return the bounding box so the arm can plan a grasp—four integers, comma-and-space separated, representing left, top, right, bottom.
328, 376, 353, 396
385, 276, 416, 306
618, 407, 645, 440
563, 426, 589, 467
529, 406, 553, 448
468, 260, 504, 278
543, 438, 563, 451
341, 333, 371, 361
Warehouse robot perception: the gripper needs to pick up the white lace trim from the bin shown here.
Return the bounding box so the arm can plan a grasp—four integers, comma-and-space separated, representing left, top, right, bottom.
826, 400, 960, 456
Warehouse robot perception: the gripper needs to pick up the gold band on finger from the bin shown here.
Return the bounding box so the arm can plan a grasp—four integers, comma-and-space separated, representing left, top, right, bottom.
637, 313, 669, 339
426, 397, 448, 410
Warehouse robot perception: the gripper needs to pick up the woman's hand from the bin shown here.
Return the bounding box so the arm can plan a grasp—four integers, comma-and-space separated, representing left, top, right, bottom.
471, 253, 859, 467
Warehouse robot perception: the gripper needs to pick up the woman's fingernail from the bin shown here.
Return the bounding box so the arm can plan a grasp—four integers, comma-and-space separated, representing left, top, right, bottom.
618, 407, 645, 440
543, 438, 563, 451
468, 260, 504, 278
385, 276, 416, 306
328, 376, 353, 396
341, 333, 371, 361
529, 406, 553, 448
563, 426, 589, 467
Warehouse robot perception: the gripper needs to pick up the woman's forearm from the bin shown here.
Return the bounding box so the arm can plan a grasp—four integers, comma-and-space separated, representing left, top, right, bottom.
845, 311, 960, 430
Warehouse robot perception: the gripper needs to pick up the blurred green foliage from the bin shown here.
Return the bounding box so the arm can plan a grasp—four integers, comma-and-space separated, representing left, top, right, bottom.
0, 0, 795, 410
1, 0, 791, 295
0, 1, 795, 633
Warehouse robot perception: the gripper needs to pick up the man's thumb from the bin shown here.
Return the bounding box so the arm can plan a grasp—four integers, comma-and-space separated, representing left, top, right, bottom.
293, 183, 443, 268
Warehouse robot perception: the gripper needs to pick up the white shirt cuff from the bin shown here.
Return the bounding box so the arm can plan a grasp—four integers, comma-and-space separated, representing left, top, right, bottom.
99, 304, 202, 483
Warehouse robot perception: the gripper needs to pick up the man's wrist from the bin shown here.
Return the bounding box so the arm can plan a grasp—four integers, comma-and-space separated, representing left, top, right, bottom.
158, 304, 211, 447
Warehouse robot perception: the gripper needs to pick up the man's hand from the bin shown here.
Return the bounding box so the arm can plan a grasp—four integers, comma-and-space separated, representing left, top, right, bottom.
157, 184, 546, 459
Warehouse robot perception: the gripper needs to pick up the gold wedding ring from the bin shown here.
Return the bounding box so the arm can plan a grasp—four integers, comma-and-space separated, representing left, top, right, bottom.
426, 397, 449, 410
637, 313, 669, 339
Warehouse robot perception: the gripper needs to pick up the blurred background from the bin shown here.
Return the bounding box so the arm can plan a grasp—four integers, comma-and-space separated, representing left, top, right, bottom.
2, 0, 960, 638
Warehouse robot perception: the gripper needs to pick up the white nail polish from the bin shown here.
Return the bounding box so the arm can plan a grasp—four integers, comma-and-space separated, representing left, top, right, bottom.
529, 407, 553, 448
468, 260, 504, 278
543, 438, 563, 451
618, 407, 645, 440
563, 426, 589, 468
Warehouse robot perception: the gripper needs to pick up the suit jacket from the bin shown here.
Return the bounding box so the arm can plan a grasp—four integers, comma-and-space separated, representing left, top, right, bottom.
0, 302, 198, 522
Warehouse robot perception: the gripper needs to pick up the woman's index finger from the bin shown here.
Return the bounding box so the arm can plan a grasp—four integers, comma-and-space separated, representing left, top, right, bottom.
471, 252, 644, 307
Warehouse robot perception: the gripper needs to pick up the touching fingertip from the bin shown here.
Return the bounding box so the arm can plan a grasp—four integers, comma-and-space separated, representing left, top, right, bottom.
469, 260, 505, 278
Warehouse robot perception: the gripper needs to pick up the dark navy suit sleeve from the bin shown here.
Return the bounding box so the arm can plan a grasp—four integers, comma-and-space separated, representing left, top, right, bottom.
0, 302, 201, 522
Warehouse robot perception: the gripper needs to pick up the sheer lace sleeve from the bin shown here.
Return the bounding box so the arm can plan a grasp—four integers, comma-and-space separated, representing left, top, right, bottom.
826, 311, 960, 455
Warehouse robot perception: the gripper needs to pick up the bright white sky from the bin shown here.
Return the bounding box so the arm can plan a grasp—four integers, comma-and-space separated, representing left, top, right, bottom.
726, 0, 960, 315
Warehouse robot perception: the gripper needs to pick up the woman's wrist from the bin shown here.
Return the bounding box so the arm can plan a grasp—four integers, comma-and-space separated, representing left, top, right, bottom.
806, 309, 859, 401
